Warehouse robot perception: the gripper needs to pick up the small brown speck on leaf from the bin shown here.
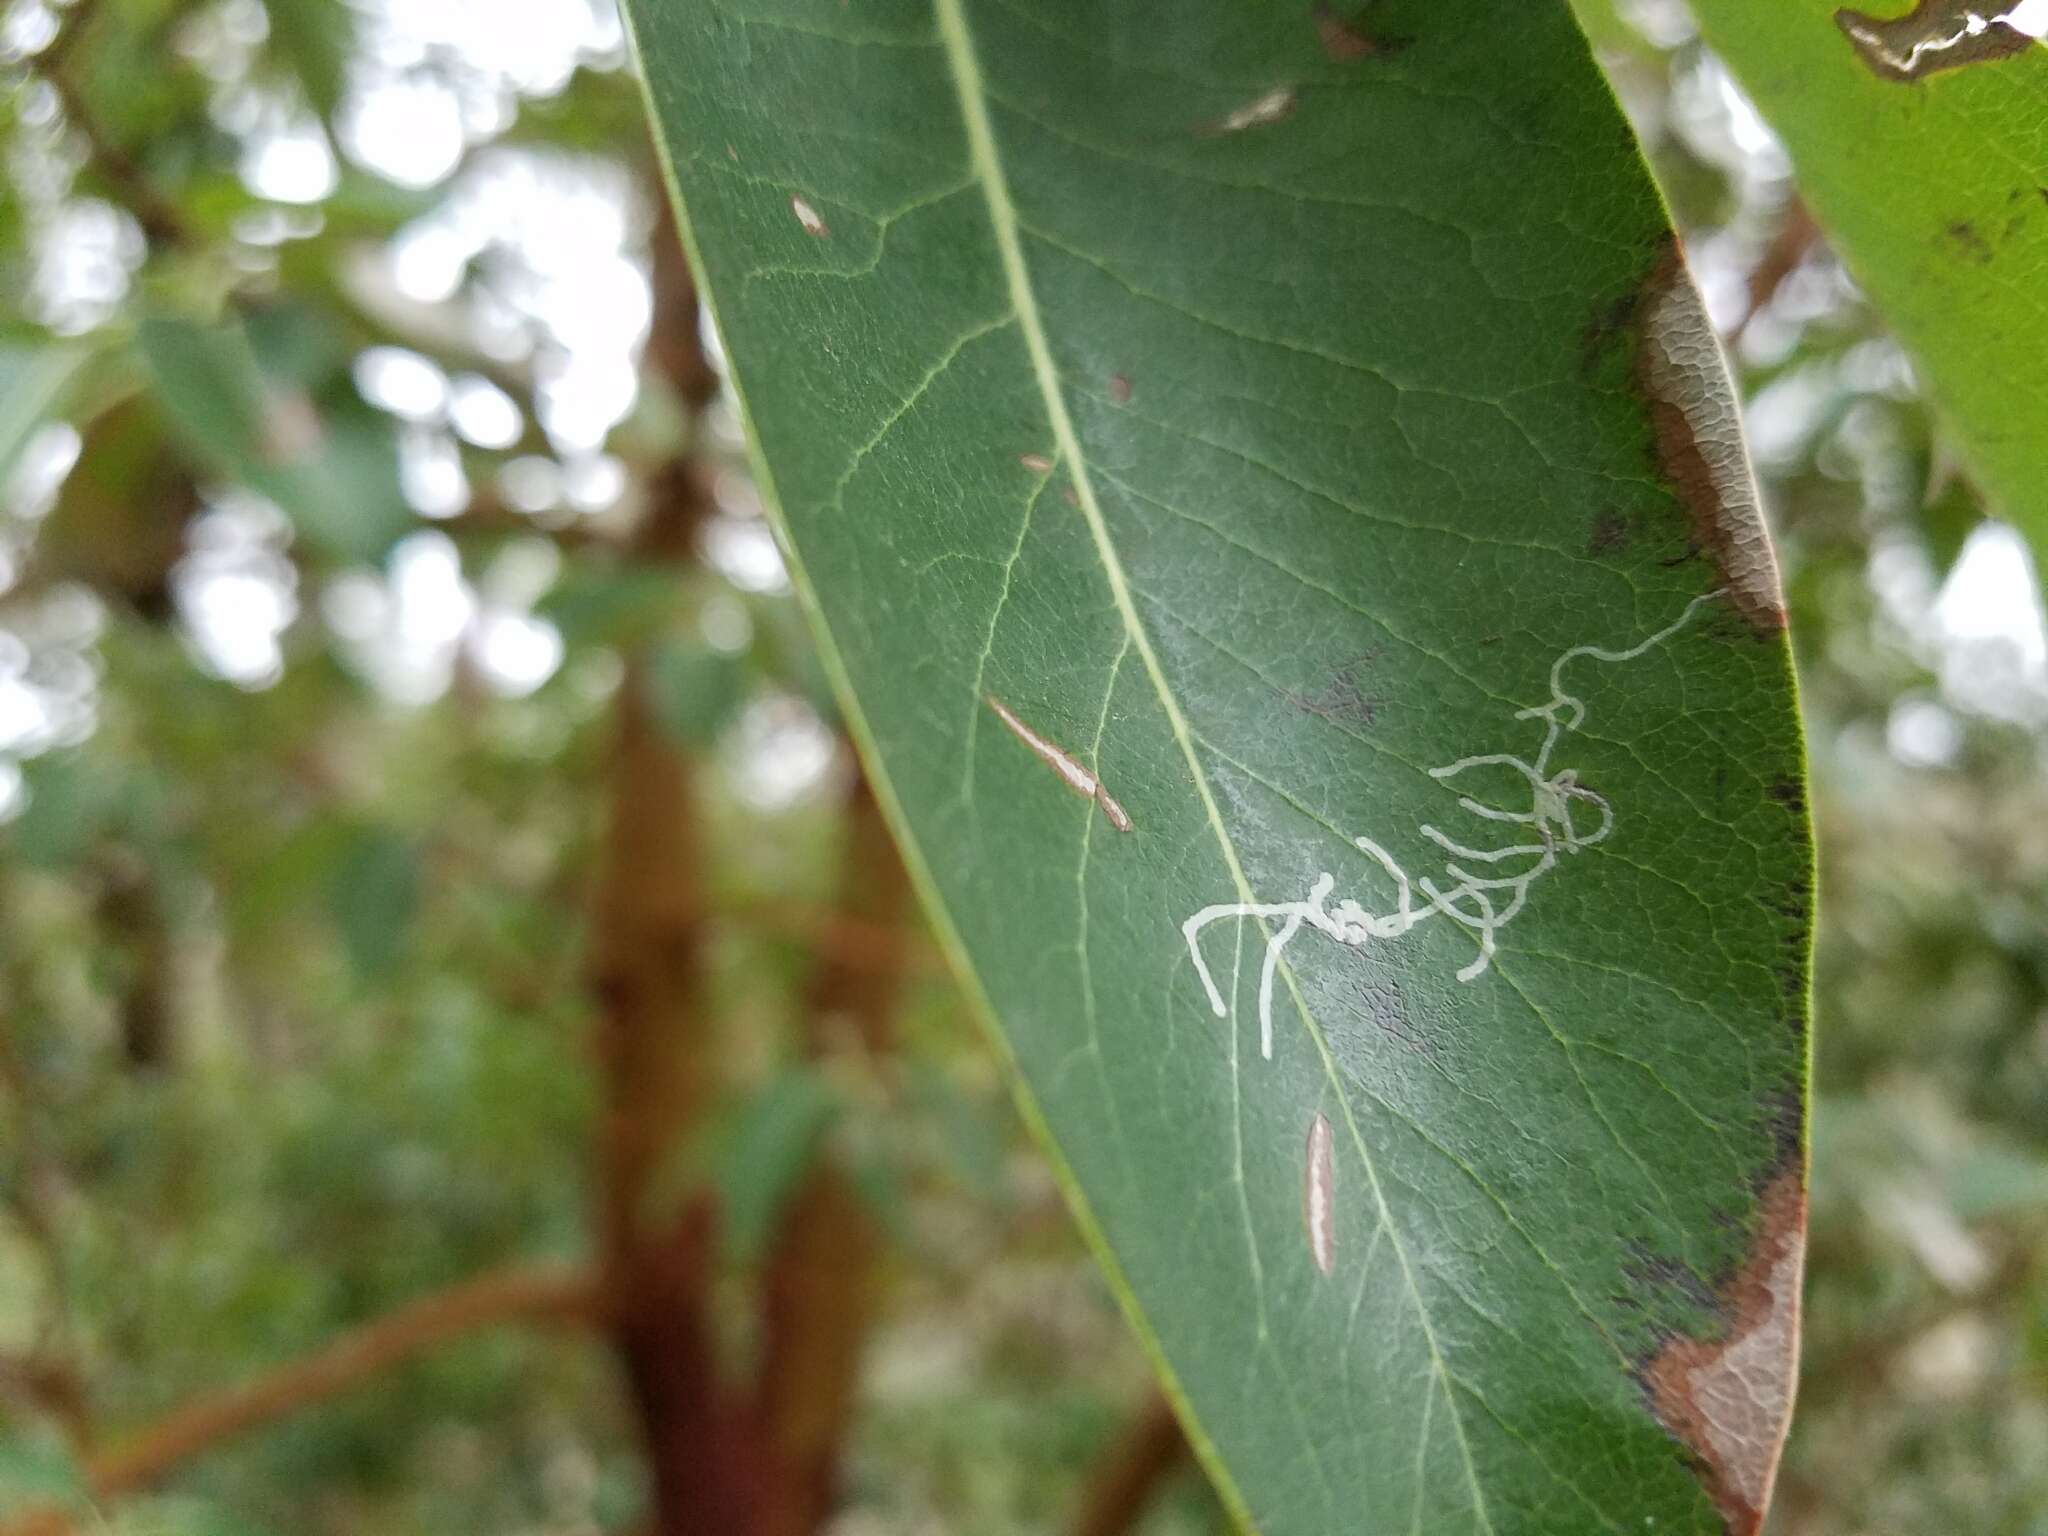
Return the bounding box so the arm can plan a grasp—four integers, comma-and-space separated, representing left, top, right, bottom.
259, 391, 323, 466
1947, 219, 1995, 265
1019, 452, 1054, 474
1644, 1172, 1805, 1536
726, 143, 739, 161
1061, 485, 1080, 508
1108, 373, 1132, 404
1313, 1, 1408, 59
984, 694, 1134, 833
790, 195, 830, 238
1315, 1, 1375, 58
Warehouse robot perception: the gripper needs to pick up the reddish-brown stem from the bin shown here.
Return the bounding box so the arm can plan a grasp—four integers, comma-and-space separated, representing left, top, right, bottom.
1071, 1393, 1192, 1536
752, 772, 912, 1536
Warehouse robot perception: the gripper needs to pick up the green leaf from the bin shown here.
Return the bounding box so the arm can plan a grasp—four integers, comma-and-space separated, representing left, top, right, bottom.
0, 342, 92, 488
327, 824, 420, 980
263, 0, 356, 121
648, 632, 748, 747
713, 1067, 842, 1265
0, 1429, 84, 1503
624, 2, 1813, 1531
135, 314, 412, 560
1682, 0, 2048, 552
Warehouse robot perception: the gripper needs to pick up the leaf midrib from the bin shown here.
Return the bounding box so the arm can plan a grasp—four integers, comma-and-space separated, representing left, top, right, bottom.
929, 0, 1500, 1528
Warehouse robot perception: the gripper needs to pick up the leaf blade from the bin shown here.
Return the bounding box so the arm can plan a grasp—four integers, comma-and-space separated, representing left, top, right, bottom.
624, 3, 1814, 1531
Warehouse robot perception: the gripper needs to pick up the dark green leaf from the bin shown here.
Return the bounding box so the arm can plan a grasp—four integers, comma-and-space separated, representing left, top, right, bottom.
624, 1, 1813, 1530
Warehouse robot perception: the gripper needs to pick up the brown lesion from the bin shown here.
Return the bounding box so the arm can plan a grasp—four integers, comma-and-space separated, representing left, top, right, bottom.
1588, 508, 1631, 557
1642, 1170, 1808, 1536
1311, 1, 1412, 61
1283, 650, 1383, 728
1632, 240, 1789, 634
1835, 1, 2037, 81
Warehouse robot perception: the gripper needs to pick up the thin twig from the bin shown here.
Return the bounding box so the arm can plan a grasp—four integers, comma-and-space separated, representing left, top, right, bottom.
0, 1264, 598, 1536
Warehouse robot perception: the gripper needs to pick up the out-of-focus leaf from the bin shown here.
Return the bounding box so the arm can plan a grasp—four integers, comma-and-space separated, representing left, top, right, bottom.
537, 563, 682, 648
263, 0, 356, 121
0, 342, 93, 488
10, 749, 130, 868
110, 1497, 280, 1536
647, 633, 746, 747
1948, 1142, 2048, 1221
0, 1430, 83, 1503
35, 396, 193, 608
908, 1059, 1006, 1199
713, 1067, 841, 1266
1683, 0, 2048, 556
135, 313, 411, 559
625, 1, 1814, 1530
328, 824, 420, 980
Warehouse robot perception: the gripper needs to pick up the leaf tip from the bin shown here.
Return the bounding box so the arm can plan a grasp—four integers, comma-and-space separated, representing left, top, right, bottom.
1642, 1169, 1806, 1535
1634, 243, 1788, 634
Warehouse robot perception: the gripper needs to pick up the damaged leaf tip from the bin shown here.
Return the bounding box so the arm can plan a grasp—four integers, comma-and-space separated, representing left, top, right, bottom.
1645, 1172, 1806, 1535
1635, 244, 1788, 633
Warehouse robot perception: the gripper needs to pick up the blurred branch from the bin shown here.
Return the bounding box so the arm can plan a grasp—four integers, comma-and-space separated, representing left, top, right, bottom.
587, 174, 760, 1536
0, 1351, 92, 1454
37, 0, 196, 250
0, 1264, 598, 1536
1738, 198, 1820, 340
0, 967, 88, 1453
1070, 1392, 1191, 1536
753, 771, 912, 1536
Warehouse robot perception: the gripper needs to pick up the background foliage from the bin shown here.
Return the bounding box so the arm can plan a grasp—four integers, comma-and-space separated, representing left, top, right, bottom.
0, 1, 2039, 1533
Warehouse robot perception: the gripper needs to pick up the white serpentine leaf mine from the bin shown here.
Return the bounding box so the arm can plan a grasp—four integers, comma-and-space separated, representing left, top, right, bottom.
1182, 591, 1725, 1062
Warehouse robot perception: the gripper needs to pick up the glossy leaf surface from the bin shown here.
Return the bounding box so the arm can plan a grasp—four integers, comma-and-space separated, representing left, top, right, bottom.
623, 2, 1813, 1530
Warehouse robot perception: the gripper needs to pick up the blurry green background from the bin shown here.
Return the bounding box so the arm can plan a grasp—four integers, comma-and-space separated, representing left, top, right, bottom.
0, 1, 2041, 1532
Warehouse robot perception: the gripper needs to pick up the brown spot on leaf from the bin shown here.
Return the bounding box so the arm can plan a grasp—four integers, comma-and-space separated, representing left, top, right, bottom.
1018, 452, 1054, 474
1835, 1, 2035, 80
1061, 485, 1080, 508
259, 390, 323, 466
1358, 975, 1436, 1056
1108, 373, 1132, 404
1284, 653, 1382, 727
1633, 240, 1787, 633
1588, 509, 1630, 556
1580, 285, 1641, 379
1312, 1, 1409, 59
1644, 1172, 1806, 1535
1947, 219, 1995, 264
